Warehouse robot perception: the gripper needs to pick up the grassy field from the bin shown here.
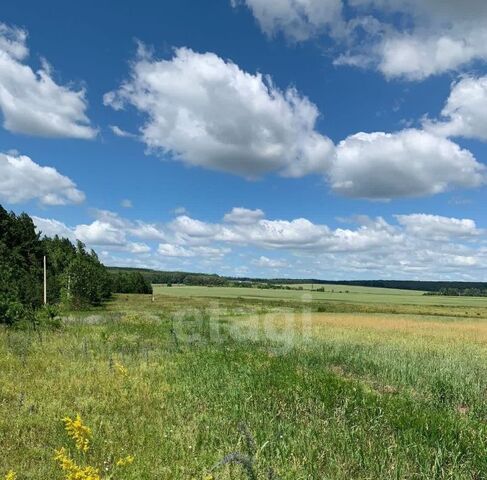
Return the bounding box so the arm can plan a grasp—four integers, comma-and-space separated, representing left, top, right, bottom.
153, 284, 487, 307
2, 289, 487, 479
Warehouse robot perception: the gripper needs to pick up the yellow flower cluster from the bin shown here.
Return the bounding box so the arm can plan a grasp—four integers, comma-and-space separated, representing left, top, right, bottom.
63, 414, 92, 453
114, 361, 128, 377
116, 455, 135, 467
4, 471, 16, 480
55, 414, 135, 479
54, 448, 100, 480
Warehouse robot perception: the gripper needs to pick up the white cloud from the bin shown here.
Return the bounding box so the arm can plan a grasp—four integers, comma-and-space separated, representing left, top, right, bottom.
104, 46, 334, 178
350, 0, 487, 79
32, 208, 487, 279
158, 243, 228, 259
424, 76, 487, 141
234, 0, 487, 80
376, 32, 487, 81
223, 207, 265, 224
127, 242, 151, 254
0, 22, 97, 138
330, 129, 485, 199
34, 210, 165, 248
158, 243, 194, 257
348, 1, 487, 79
171, 215, 218, 239
91, 210, 166, 241
395, 214, 481, 240
231, 0, 345, 41
74, 220, 127, 246
121, 199, 133, 208
219, 217, 330, 248
173, 210, 402, 252
32, 216, 75, 240
104, 43, 485, 200
110, 125, 136, 138
32, 214, 153, 254
253, 255, 287, 268
0, 152, 85, 205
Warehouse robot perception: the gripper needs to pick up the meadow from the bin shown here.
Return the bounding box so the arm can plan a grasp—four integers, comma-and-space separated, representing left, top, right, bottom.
2, 286, 487, 479
153, 284, 487, 307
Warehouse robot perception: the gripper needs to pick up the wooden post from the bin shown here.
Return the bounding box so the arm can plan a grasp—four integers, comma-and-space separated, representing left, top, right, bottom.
43, 256, 47, 305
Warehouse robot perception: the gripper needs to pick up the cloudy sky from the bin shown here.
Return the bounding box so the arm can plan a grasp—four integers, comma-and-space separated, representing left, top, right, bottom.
1, 0, 487, 280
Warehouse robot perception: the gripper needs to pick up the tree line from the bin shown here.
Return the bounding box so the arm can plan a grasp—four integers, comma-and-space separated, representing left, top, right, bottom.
0, 205, 151, 324
424, 287, 487, 297
108, 267, 227, 287
108, 267, 487, 293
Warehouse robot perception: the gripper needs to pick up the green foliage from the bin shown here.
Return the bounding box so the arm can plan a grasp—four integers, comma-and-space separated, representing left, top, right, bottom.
34, 305, 62, 328
425, 287, 487, 297
0, 204, 111, 319
0, 295, 29, 325
60, 241, 112, 310
108, 267, 229, 287
0, 205, 43, 308
111, 271, 152, 294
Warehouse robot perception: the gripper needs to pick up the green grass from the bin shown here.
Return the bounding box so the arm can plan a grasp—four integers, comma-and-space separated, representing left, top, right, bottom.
153, 284, 487, 307
2, 292, 487, 479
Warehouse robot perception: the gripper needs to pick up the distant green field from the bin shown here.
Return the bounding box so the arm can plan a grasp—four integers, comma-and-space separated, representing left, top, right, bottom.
153, 284, 487, 307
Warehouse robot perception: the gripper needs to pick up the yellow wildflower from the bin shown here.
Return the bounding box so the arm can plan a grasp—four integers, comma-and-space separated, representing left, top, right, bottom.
62, 414, 92, 452
116, 455, 135, 467
4, 471, 16, 480
54, 448, 100, 480
114, 361, 128, 377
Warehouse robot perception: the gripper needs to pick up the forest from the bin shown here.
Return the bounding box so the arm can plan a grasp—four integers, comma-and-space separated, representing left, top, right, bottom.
0, 205, 151, 324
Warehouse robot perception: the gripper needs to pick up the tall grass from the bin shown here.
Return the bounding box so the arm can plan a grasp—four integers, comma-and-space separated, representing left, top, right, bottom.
1, 296, 487, 478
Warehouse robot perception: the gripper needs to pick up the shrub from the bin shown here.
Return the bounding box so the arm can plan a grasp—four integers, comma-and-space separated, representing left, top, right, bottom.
0, 296, 28, 326
35, 305, 62, 328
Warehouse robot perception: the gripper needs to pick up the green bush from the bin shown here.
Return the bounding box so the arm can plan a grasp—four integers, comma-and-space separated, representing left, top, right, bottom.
0, 296, 30, 326
35, 305, 62, 328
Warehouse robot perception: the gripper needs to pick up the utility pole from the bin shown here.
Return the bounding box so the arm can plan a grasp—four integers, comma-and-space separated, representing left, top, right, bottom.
43, 255, 47, 305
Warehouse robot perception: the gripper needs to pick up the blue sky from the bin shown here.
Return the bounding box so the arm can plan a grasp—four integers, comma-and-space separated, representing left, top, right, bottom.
1, 0, 487, 280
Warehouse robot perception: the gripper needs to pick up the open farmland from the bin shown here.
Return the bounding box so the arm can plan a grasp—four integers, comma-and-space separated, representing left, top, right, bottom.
2, 288, 487, 479
153, 283, 487, 308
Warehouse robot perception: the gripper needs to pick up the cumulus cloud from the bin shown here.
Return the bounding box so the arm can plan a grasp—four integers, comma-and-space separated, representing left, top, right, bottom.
375, 32, 487, 81
91, 210, 166, 242
223, 207, 265, 224
395, 214, 481, 240
32, 208, 487, 279
74, 220, 127, 246
0, 22, 97, 138
231, 0, 345, 41
32, 211, 161, 253
424, 76, 487, 141
169, 210, 402, 252
32, 216, 76, 240
253, 255, 288, 268
104, 43, 485, 199
158, 243, 228, 259
330, 130, 485, 199
0, 152, 85, 205
350, 0, 487, 79
234, 0, 487, 80
127, 242, 151, 254
157, 243, 194, 258
104, 46, 334, 178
